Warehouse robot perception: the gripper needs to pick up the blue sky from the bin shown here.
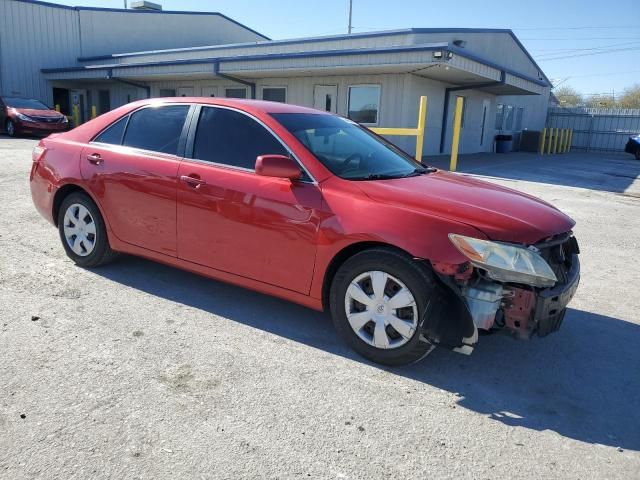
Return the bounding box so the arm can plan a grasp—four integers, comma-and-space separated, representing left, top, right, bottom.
51, 0, 640, 97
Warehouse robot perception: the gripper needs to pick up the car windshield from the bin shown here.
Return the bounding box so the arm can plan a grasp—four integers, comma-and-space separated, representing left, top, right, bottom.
4, 97, 49, 110
271, 113, 425, 180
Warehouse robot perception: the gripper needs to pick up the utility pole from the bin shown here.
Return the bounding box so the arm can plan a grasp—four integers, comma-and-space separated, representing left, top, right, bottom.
123, 1, 127, 8
348, 0, 353, 34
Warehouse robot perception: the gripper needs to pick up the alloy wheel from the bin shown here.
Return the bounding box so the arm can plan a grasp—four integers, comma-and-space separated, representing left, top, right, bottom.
62, 203, 97, 257
344, 270, 419, 349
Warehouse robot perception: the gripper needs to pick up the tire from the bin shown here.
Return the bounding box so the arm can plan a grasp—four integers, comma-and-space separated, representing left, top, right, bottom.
635, 149, 640, 160
5, 119, 15, 137
58, 192, 118, 268
330, 248, 439, 366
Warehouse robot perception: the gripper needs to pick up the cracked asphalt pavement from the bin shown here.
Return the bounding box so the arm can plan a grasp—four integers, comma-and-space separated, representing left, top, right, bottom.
1, 136, 639, 479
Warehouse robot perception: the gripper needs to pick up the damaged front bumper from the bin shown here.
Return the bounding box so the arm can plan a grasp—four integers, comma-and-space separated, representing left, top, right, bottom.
430, 233, 581, 353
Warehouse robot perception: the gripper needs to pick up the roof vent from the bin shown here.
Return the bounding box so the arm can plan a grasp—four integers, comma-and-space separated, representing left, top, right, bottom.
130, 1, 162, 11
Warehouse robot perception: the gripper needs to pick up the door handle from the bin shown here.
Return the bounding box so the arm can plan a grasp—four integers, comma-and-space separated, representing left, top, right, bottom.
180, 175, 206, 188
86, 153, 103, 165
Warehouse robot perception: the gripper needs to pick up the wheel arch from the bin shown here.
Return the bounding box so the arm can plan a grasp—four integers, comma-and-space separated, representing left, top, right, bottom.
322, 241, 477, 352
321, 241, 421, 312
52, 183, 108, 231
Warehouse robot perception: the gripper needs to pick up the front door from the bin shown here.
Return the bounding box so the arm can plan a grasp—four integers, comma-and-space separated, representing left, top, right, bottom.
81, 104, 190, 256
177, 106, 322, 294
314, 85, 338, 113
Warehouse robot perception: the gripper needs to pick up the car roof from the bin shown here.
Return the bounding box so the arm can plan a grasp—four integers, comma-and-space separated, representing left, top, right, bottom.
135, 97, 329, 115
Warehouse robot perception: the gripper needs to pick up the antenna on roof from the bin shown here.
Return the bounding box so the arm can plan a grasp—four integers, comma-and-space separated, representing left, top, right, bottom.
348, 0, 353, 34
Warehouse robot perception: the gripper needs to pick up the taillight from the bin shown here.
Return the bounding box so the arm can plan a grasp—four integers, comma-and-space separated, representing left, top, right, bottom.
32, 145, 46, 163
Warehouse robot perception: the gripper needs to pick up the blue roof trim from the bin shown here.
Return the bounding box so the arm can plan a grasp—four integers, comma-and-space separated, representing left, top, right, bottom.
44, 43, 449, 73
12, 0, 269, 40
43, 41, 548, 88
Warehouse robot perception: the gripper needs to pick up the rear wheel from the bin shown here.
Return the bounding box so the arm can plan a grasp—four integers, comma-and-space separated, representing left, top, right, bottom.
58, 192, 118, 268
5, 119, 15, 137
330, 248, 438, 366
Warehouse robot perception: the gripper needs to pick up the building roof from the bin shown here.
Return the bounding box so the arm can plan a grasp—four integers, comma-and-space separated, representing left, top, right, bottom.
13, 0, 270, 40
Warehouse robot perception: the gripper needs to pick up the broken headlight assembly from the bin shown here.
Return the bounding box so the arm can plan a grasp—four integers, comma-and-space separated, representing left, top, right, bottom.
448, 234, 557, 288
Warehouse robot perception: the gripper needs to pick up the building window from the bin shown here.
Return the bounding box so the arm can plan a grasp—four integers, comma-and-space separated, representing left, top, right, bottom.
515, 107, 524, 131
262, 87, 287, 103
225, 87, 248, 99
504, 105, 515, 130
348, 85, 381, 125
495, 104, 504, 130
159, 89, 176, 97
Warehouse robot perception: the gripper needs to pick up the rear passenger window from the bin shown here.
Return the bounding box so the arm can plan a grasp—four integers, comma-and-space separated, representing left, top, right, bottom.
94, 116, 128, 145
123, 105, 189, 155
193, 107, 287, 170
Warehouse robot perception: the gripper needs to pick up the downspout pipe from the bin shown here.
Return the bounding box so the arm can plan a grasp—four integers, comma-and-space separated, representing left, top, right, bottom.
213, 61, 256, 99
106, 69, 151, 98
439, 72, 506, 153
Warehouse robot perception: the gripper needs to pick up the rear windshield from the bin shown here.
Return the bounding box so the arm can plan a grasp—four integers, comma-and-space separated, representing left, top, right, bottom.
3, 97, 49, 110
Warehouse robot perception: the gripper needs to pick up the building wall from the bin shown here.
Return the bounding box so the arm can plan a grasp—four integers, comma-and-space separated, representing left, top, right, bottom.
0, 0, 266, 104
0, 0, 80, 103
77, 10, 266, 58
70, 72, 536, 157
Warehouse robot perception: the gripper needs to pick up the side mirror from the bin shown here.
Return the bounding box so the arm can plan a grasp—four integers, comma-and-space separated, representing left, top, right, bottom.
255, 155, 302, 180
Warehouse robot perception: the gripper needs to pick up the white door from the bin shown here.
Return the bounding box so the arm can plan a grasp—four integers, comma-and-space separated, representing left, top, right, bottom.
314, 85, 338, 113
480, 99, 491, 147
201, 86, 217, 97
177, 87, 194, 97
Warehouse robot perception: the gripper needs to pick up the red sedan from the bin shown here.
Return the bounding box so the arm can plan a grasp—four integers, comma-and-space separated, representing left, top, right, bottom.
29, 98, 580, 365
1, 96, 68, 137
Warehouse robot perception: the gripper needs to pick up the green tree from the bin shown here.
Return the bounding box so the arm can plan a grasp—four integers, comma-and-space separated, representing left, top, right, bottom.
553, 86, 583, 107
586, 94, 616, 108
618, 84, 640, 108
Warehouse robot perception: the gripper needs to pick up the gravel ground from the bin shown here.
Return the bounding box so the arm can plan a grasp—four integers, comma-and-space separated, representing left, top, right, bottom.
1, 136, 639, 479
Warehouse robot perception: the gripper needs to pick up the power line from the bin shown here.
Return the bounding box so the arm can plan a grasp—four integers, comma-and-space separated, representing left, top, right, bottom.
535, 46, 640, 61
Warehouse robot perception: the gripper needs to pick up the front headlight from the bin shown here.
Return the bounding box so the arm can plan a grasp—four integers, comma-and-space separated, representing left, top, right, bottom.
16, 112, 35, 122
448, 234, 557, 287
61, 116, 69, 123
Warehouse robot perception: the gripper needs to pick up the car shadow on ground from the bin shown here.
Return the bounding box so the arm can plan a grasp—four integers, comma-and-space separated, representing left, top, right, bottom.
94, 255, 640, 451
425, 152, 640, 195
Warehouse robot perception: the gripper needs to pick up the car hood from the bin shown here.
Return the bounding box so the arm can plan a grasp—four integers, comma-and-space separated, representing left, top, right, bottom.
12, 108, 62, 118
355, 170, 575, 244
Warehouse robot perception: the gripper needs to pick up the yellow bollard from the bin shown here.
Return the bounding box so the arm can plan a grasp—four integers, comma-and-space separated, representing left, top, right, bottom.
559, 129, 566, 153
546, 128, 554, 154
449, 97, 464, 172
55, 104, 60, 112
564, 129, 569, 152
539, 128, 547, 155
91, 106, 97, 120
414, 96, 427, 162
72, 105, 80, 127
567, 129, 573, 152
553, 127, 560, 154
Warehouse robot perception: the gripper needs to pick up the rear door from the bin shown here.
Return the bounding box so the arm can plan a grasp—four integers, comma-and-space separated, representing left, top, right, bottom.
81, 104, 192, 256
176, 105, 322, 294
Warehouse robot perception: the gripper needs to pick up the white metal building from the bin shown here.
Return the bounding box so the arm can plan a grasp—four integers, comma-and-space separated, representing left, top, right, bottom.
1, 0, 552, 156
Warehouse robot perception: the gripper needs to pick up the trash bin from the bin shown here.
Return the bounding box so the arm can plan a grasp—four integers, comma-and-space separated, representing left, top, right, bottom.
495, 134, 513, 153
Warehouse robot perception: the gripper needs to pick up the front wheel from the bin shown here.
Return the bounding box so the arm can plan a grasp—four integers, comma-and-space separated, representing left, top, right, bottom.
58, 192, 118, 268
5, 119, 15, 137
330, 248, 439, 366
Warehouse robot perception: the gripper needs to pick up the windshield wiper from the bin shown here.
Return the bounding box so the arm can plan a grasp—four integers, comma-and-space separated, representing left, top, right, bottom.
400, 167, 437, 178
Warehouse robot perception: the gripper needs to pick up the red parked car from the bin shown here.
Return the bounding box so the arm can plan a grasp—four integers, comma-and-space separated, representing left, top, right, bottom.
1, 96, 68, 137
29, 98, 580, 366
